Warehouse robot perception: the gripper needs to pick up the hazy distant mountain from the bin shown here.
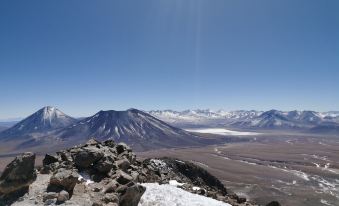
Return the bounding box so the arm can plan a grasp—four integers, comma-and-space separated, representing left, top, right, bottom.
0, 106, 77, 138
44, 109, 207, 151
148, 109, 262, 127
149, 109, 339, 132
309, 123, 339, 134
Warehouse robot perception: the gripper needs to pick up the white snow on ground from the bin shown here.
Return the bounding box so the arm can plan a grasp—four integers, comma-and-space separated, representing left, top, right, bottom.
138, 183, 232, 206
78, 172, 94, 185
169, 180, 185, 187
186, 128, 260, 136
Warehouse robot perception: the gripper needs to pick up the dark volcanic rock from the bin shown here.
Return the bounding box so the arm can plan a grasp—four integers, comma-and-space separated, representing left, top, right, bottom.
94, 155, 115, 174
43, 154, 59, 166
0, 152, 36, 202
48, 168, 79, 194
266, 201, 281, 206
119, 184, 146, 206
116, 143, 131, 155
73, 146, 104, 168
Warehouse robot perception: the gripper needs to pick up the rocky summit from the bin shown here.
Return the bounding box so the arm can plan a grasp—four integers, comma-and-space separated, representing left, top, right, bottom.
0, 139, 278, 206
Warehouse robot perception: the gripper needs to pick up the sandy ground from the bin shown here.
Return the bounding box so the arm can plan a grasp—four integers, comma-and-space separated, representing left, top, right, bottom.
137, 134, 339, 206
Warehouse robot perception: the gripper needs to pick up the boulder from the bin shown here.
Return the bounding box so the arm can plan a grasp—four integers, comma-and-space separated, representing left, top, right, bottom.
48, 168, 79, 193
116, 143, 131, 155
116, 158, 130, 171
73, 146, 104, 168
94, 155, 114, 174
0, 152, 36, 200
43, 154, 59, 166
266, 201, 281, 206
115, 170, 133, 185
119, 184, 146, 206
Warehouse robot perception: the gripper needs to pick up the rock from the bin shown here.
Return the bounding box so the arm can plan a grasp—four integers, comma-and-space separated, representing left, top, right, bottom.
266, 201, 281, 206
0, 152, 36, 201
92, 202, 103, 206
48, 168, 79, 193
102, 193, 119, 203
119, 184, 146, 206
43, 192, 58, 202
45, 198, 57, 205
57, 151, 73, 162
116, 158, 130, 171
92, 201, 103, 206
116, 170, 133, 185
237, 196, 246, 204
103, 181, 119, 193
94, 155, 114, 173
86, 138, 100, 146
116, 185, 128, 194
56, 190, 69, 203
43, 154, 59, 166
130, 171, 139, 181
104, 140, 116, 148
116, 143, 131, 155
73, 146, 104, 168
216, 195, 226, 201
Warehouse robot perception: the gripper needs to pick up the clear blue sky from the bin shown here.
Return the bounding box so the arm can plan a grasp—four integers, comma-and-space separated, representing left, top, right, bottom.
1, 0, 339, 119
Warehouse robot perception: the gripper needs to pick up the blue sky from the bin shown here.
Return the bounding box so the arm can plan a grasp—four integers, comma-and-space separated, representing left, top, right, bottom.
0, 0, 339, 119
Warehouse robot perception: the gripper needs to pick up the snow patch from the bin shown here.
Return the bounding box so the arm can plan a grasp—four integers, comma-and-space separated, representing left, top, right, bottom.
169, 180, 185, 187
138, 183, 232, 206
78, 172, 94, 186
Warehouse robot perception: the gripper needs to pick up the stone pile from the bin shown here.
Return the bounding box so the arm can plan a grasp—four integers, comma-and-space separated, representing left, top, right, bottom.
40, 139, 145, 206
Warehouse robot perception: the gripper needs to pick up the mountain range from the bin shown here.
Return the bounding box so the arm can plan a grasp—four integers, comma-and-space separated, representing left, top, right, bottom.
0, 107, 211, 152
0, 107, 338, 154
148, 109, 339, 130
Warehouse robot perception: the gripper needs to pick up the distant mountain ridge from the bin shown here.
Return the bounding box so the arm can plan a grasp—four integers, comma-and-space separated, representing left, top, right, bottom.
148, 109, 339, 131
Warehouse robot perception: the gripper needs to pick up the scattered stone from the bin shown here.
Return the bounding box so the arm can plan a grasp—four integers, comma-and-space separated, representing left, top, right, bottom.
56, 190, 69, 203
